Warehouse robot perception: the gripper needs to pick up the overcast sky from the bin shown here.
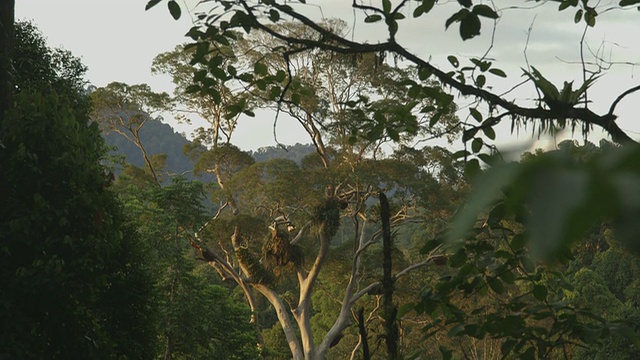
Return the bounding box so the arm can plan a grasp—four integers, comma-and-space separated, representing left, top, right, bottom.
15, 0, 640, 150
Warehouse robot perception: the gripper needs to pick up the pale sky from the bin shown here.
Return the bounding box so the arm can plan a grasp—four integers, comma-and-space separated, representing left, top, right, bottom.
15, 0, 640, 151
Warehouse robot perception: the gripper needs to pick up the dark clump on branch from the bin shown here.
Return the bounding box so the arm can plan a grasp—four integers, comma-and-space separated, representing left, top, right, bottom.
262, 224, 303, 270
236, 247, 274, 285
313, 197, 343, 239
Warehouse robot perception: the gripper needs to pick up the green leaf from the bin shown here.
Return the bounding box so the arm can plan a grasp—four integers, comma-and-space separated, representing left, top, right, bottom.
499, 270, 516, 284
488, 68, 507, 77
462, 127, 478, 142
476, 74, 486, 88
423, 0, 437, 14
460, 13, 481, 40
522, 347, 536, 360
477, 153, 492, 164
487, 277, 505, 294
620, 0, 640, 5
559, 1, 572, 11
448, 163, 522, 244
440, 346, 453, 360
413, 5, 425, 17
465, 324, 486, 339
145, 0, 162, 11
473, 4, 499, 19
227, 65, 237, 77
448, 324, 465, 337
383, 0, 392, 13
457, 0, 472, 8
291, 92, 301, 105
487, 202, 505, 226
465, 158, 482, 179
471, 138, 483, 153
364, 14, 383, 23
470, 108, 483, 122
429, 112, 441, 127
574, 9, 583, 23
269, 9, 280, 22
397, 302, 415, 317
421, 238, 443, 254
185, 84, 201, 94
452, 150, 470, 159
193, 69, 207, 82
585, 8, 597, 27
510, 234, 526, 250
445, 9, 468, 29
418, 67, 432, 80
207, 87, 221, 103
482, 126, 495, 140
449, 248, 467, 268
528, 168, 589, 259
254, 62, 268, 75
501, 339, 517, 356
447, 55, 459, 68
521, 256, 535, 273
414, 0, 436, 17
532, 284, 548, 301
167, 0, 181, 20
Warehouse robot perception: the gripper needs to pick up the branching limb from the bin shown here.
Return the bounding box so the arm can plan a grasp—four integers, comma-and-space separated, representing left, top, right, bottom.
236, 0, 637, 145
608, 84, 640, 117
253, 283, 305, 360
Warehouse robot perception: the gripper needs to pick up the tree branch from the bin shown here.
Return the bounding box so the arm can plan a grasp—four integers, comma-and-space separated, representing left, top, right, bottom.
235, 0, 637, 145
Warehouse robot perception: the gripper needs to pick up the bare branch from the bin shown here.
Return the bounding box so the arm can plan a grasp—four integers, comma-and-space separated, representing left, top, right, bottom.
608, 84, 640, 117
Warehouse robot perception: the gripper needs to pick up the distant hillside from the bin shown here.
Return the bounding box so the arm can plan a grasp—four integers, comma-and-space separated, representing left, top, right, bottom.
249, 143, 316, 164
103, 119, 194, 176
103, 120, 315, 177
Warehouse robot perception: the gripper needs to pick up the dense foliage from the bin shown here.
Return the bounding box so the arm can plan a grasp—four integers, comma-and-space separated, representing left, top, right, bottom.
0, 21, 156, 358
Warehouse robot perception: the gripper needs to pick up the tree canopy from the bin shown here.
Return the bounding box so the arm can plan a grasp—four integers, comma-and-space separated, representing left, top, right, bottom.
0, 21, 157, 358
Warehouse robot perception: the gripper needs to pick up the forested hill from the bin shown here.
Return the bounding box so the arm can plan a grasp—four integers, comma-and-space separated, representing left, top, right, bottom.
102, 119, 315, 174
103, 119, 193, 175
248, 143, 316, 164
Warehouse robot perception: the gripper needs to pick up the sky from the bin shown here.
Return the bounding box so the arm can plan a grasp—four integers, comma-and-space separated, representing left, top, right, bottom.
15, 0, 640, 151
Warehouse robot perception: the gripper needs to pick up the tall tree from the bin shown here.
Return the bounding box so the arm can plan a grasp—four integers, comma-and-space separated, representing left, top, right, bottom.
91, 82, 171, 186
0, 21, 157, 358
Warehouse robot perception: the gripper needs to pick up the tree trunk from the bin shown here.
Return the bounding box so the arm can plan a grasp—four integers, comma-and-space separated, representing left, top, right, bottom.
133, 131, 160, 186
0, 0, 15, 119
380, 192, 398, 359
357, 308, 371, 360
163, 332, 173, 360
254, 284, 304, 360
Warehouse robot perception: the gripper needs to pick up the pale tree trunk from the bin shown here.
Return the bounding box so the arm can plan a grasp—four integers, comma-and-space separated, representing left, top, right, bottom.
380, 192, 398, 359
133, 129, 160, 186
293, 224, 332, 357
316, 214, 370, 358
254, 284, 305, 360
